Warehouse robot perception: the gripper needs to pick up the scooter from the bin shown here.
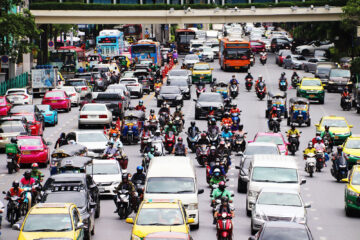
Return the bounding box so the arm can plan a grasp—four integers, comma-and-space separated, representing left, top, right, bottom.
232, 133, 247, 154
115, 189, 133, 219
196, 144, 210, 166
331, 156, 348, 182
245, 78, 253, 92
291, 76, 300, 88
6, 152, 19, 174
208, 129, 220, 147
315, 150, 325, 172
279, 79, 288, 91
186, 132, 199, 153
230, 112, 241, 129
173, 116, 183, 134
304, 153, 316, 177
288, 134, 299, 155
341, 96, 352, 111
229, 84, 238, 99
164, 131, 176, 153
256, 82, 266, 100
216, 212, 233, 240
269, 117, 281, 133
3, 193, 21, 226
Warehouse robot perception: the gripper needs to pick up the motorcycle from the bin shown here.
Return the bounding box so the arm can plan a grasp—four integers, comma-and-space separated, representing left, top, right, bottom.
6, 152, 19, 174
229, 84, 238, 99
21, 185, 34, 216
134, 180, 144, 211
323, 135, 332, 154
269, 117, 281, 133
186, 132, 199, 152
208, 129, 220, 147
164, 131, 176, 153
315, 150, 325, 172
291, 76, 300, 88
115, 189, 132, 219
288, 134, 299, 155
230, 113, 240, 129
224, 98, 232, 112
279, 79, 288, 91
256, 82, 266, 100
304, 153, 316, 177
196, 144, 210, 166
158, 112, 170, 129
147, 119, 158, 134
245, 78, 253, 92
196, 84, 206, 98
3, 193, 21, 226
232, 133, 247, 154
331, 156, 348, 182
175, 146, 186, 156
260, 54, 267, 65
173, 116, 183, 134
341, 96, 352, 111
216, 212, 233, 240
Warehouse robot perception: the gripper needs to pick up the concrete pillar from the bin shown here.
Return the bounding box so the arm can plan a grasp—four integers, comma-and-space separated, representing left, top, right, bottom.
204, 23, 210, 30
9, 60, 16, 79
0, 73, 6, 83
221, 0, 224, 5
22, 53, 32, 73
167, 0, 169, 4
140, 0, 143, 4
275, 0, 278, 3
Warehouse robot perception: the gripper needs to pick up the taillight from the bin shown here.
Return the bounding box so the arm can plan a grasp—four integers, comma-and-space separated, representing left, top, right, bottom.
81, 87, 88, 91
118, 102, 122, 109
241, 56, 248, 60
46, 114, 52, 116
0, 136, 3, 140
23, 95, 28, 99
99, 115, 107, 118
80, 115, 88, 118
91, 77, 94, 83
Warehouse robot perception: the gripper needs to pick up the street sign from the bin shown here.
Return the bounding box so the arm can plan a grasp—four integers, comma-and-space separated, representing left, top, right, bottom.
48, 40, 55, 51
1, 55, 9, 69
164, 25, 169, 31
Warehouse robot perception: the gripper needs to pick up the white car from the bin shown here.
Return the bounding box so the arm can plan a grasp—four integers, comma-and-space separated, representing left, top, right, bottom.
5, 88, 32, 105
78, 103, 112, 128
295, 41, 334, 55
200, 47, 214, 62
119, 78, 143, 98
183, 54, 200, 69
58, 86, 80, 106
69, 130, 108, 156
64, 79, 92, 99
87, 159, 122, 196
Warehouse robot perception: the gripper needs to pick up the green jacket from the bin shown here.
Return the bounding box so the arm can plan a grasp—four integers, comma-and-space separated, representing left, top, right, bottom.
211, 188, 233, 202
210, 176, 225, 185
321, 131, 334, 139
31, 170, 44, 181
164, 125, 177, 134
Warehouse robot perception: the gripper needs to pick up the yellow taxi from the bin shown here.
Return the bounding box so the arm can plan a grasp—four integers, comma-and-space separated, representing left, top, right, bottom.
126, 199, 194, 240
296, 77, 325, 104
15, 203, 85, 240
342, 165, 360, 216
191, 62, 213, 84
315, 115, 353, 144
343, 135, 360, 169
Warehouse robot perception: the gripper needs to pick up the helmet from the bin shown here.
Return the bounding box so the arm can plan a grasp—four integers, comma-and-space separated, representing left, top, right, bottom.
232, 103, 237, 108
316, 132, 321, 136
221, 196, 229, 204
308, 142, 313, 148
238, 124, 244, 131
69, 140, 76, 145
10, 138, 17, 144
108, 141, 114, 146
191, 121, 195, 127
137, 166, 143, 173
122, 173, 129, 180
201, 132, 207, 138
214, 168, 221, 176
112, 123, 116, 129
139, 100, 143, 106
291, 124, 295, 129
325, 125, 329, 130
219, 181, 226, 190
272, 106, 277, 111
31, 163, 39, 169
281, 72, 285, 76
24, 170, 31, 179
220, 141, 225, 146
150, 109, 155, 114
259, 74, 263, 78
150, 147, 155, 153
155, 130, 161, 136
225, 112, 230, 117
178, 137, 183, 142
224, 127, 229, 132
337, 146, 343, 152
168, 121, 173, 125
211, 118, 216, 125
162, 103, 166, 108
210, 146, 216, 150
112, 133, 117, 137
176, 106, 181, 111
12, 180, 20, 188
316, 136, 322, 141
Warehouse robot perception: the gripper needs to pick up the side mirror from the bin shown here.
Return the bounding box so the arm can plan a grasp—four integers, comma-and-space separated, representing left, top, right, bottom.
193, 99, 197, 102
341, 178, 349, 183
76, 222, 84, 230
211, 68, 214, 70
126, 218, 134, 224
235, 166, 240, 169
89, 184, 97, 189
315, 124, 319, 127
12, 224, 21, 231
304, 203, 311, 208
349, 125, 354, 128
247, 140, 253, 143
248, 237, 256, 240
198, 189, 204, 194
243, 176, 250, 182
89, 202, 97, 209
301, 179, 306, 185
187, 218, 195, 224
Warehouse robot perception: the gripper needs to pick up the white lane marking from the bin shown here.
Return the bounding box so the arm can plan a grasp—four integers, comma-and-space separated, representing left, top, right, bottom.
313, 217, 319, 220
304, 187, 310, 191
306, 193, 311, 197
229, 178, 234, 182
319, 237, 327, 240
316, 226, 323, 231
310, 208, 317, 212
0, 174, 5, 177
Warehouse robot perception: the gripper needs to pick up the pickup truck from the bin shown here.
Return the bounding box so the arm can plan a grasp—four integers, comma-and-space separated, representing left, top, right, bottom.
92, 92, 126, 119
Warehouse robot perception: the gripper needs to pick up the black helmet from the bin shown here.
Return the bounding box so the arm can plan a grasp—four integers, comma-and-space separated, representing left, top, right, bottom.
238, 124, 243, 131
325, 125, 330, 130
122, 173, 129, 180
337, 146, 343, 152
24, 170, 31, 179
221, 196, 229, 204
291, 124, 295, 129
11, 138, 17, 144
107, 141, 114, 146
12, 180, 20, 188
191, 121, 195, 127
281, 72, 285, 76
219, 181, 226, 190
150, 109, 155, 114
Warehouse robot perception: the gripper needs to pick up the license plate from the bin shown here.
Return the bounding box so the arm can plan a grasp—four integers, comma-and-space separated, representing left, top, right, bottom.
7, 158, 12, 162
235, 67, 240, 69
89, 115, 97, 119
200, 76, 204, 79
357, 160, 360, 164
22, 151, 31, 155
309, 95, 315, 98
334, 136, 339, 139
51, 100, 57, 103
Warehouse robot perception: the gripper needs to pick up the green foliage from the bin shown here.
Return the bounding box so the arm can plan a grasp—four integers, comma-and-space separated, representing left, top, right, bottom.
342, 0, 360, 23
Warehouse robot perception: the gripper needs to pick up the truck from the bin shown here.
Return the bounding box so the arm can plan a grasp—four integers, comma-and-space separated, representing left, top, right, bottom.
31, 67, 62, 97
92, 92, 126, 119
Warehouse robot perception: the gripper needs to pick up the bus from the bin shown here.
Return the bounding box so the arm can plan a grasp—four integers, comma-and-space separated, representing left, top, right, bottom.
96, 29, 125, 59
131, 40, 161, 67
219, 37, 251, 71
175, 29, 196, 54
49, 46, 86, 73
122, 24, 142, 42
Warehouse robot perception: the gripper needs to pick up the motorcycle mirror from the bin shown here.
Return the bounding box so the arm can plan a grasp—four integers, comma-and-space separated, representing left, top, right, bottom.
226, 178, 230, 182
248, 237, 256, 240
300, 179, 307, 185
193, 99, 197, 102
198, 189, 204, 194
12, 224, 21, 231
341, 178, 349, 183
304, 203, 311, 208
2, 191, 6, 194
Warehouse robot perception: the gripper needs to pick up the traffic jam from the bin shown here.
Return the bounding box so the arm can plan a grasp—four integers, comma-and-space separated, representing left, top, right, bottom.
0, 23, 359, 240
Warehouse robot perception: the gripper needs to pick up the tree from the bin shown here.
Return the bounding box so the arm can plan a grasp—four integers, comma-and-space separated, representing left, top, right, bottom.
0, 0, 41, 59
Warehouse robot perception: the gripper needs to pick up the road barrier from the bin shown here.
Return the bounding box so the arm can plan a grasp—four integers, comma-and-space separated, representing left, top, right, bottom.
0, 72, 29, 95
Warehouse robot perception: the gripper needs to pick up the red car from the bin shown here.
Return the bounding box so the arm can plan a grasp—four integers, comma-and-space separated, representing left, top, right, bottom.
14, 113, 44, 136
276, 49, 292, 66
17, 136, 50, 166
249, 132, 289, 155
0, 96, 12, 116
250, 41, 266, 53
42, 90, 71, 112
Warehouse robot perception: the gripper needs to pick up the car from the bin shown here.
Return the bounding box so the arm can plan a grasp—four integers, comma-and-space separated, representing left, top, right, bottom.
169, 78, 191, 100
14, 112, 44, 136
91, 71, 110, 91
0, 96, 12, 116
251, 188, 310, 234
296, 77, 325, 104
199, 47, 214, 62
0, 119, 28, 150
343, 136, 360, 169
133, 69, 155, 93
314, 62, 337, 87
327, 68, 352, 93
42, 191, 96, 239
36, 104, 58, 126
270, 38, 291, 52
183, 54, 200, 69
119, 78, 143, 98
315, 115, 353, 145
283, 54, 307, 69
17, 135, 50, 166
191, 62, 213, 84
343, 165, 360, 216
13, 203, 85, 240
78, 103, 113, 129
190, 39, 204, 53
9, 104, 42, 119
67, 130, 108, 156
85, 159, 122, 196
250, 40, 266, 53
167, 69, 191, 85
302, 57, 328, 73
43, 173, 101, 218
249, 221, 314, 240
58, 86, 81, 106
125, 199, 194, 240
236, 142, 280, 193
194, 92, 224, 120
275, 49, 292, 66
106, 84, 131, 108
157, 86, 183, 107
5, 88, 33, 105
295, 40, 334, 55
64, 78, 92, 99
250, 132, 289, 155
42, 90, 72, 112
144, 232, 192, 240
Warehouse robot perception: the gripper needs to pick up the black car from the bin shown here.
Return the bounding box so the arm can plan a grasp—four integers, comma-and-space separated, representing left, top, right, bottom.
169, 78, 191, 100
194, 92, 224, 120
42, 191, 96, 239
90, 72, 109, 91
157, 86, 183, 107
43, 173, 100, 218
271, 38, 292, 52
249, 221, 314, 240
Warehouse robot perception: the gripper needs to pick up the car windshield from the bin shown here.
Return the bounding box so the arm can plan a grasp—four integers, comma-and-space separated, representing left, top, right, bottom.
65, 81, 86, 86
345, 140, 360, 149
122, 72, 134, 78
86, 163, 120, 175
60, 87, 76, 93
280, 50, 292, 56
120, 79, 137, 85
302, 80, 321, 86
0, 123, 26, 133
22, 214, 73, 232
321, 119, 348, 127
185, 55, 199, 60
82, 104, 106, 111
170, 80, 188, 86
77, 132, 107, 143
136, 208, 184, 226
317, 67, 332, 74
169, 71, 187, 77
191, 44, 203, 48
330, 69, 351, 78
45, 91, 64, 98
45, 193, 86, 208
202, 48, 213, 53
18, 138, 42, 146
258, 192, 302, 207
295, 56, 306, 60
194, 64, 210, 70
245, 146, 279, 155
146, 177, 195, 194
294, 104, 307, 110
252, 167, 298, 183
198, 94, 222, 103
160, 87, 180, 94
255, 135, 284, 145
351, 171, 360, 185
36, 105, 49, 111
262, 227, 309, 239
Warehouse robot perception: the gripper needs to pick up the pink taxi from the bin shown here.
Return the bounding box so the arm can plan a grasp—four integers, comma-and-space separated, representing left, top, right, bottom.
0, 96, 12, 116
17, 136, 50, 166
42, 90, 71, 112
249, 132, 289, 155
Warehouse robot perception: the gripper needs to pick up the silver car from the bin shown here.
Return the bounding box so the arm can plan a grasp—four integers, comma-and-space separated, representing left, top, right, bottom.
302, 57, 328, 73
283, 55, 307, 69
119, 78, 143, 98
251, 188, 310, 234
183, 54, 200, 69
167, 69, 191, 85
78, 103, 112, 128
69, 130, 108, 156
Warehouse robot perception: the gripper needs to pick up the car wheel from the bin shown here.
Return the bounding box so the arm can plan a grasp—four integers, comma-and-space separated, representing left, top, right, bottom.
345, 205, 353, 217
78, 122, 83, 129
95, 201, 100, 218
305, 66, 309, 72
65, 106, 69, 113
91, 223, 95, 235
246, 203, 251, 217
302, 49, 310, 56
319, 98, 324, 104
157, 101, 161, 107
85, 229, 92, 240
237, 178, 246, 193
251, 220, 257, 235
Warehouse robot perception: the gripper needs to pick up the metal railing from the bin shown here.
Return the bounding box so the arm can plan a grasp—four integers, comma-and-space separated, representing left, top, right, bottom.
0, 72, 29, 95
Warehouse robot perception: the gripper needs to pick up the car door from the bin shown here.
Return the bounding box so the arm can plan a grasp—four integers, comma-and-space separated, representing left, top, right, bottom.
308, 59, 318, 72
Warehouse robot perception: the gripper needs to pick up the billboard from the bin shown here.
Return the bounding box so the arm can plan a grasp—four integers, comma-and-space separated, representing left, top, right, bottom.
31, 69, 57, 89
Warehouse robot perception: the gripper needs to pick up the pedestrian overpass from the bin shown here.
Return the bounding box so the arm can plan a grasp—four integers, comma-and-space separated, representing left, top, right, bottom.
32, 6, 343, 24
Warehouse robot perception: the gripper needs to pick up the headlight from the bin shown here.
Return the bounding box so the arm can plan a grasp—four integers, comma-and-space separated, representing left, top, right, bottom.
295, 216, 306, 224
113, 181, 120, 186
254, 212, 263, 220
132, 234, 142, 240
347, 188, 359, 197
176, 96, 182, 100
187, 203, 198, 210
328, 81, 334, 84
158, 96, 163, 99
248, 190, 258, 198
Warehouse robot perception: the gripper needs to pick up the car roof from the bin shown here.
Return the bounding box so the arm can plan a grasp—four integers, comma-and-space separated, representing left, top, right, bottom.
322, 115, 346, 120
252, 155, 298, 169
29, 203, 74, 214
147, 156, 195, 178
49, 173, 87, 179
17, 136, 41, 139
74, 130, 105, 135
92, 159, 119, 165
256, 132, 283, 137
247, 142, 279, 147
302, 77, 321, 81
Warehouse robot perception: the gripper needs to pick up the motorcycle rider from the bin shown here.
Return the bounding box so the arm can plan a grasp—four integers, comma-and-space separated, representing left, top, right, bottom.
197, 132, 210, 146
158, 102, 170, 115
279, 72, 287, 81
229, 103, 241, 114
30, 163, 44, 182
312, 132, 323, 145
229, 75, 239, 86
131, 166, 146, 184
20, 171, 36, 187
5, 181, 23, 218
114, 173, 137, 212
212, 181, 233, 204
103, 142, 118, 156
208, 118, 220, 135
303, 142, 317, 157
221, 127, 233, 139
148, 109, 157, 121
268, 106, 280, 130
332, 146, 346, 171
209, 159, 227, 178
320, 125, 334, 149
135, 100, 146, 112
341, 86, 351, 108
172, 106, 184, 125
286, 124, 300, 150
164, 121, 177, 134
221, 112, 233, 127
188, 121, 200, 136
245, 71, 253, 80
314, 136, 329, 164
152, 130, 164, 142
210, 169, 226, 185
109, 123, 120, 137
213, 196, 234, 224
55, 132, 68, 148
291, 71, 299, 81
172, 137, 188, 156
110, 133, 124, 149
5, 138, 21, 168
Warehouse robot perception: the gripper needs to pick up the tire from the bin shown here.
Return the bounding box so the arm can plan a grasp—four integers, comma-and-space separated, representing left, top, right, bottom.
287, 118, 290, 126
307, 119, 311, 127
246, 208, 251, 217
8, 166, 13, 174
237, 179, 247, 193
195, 112, 200, 120
319, 98, 324, 104
302, 49, 310, 56
91, 223, 95, 235
251, 220, 257, 235
65, 106, 69, 112
310, 171, 313, 177
85, 229, 92, 240
305, 66, 309, 72
191, 221, 199, 230
345, 205, 353, 217
10, 210, 16, 226
78, 123, 83, 129
95, 202, 100, 218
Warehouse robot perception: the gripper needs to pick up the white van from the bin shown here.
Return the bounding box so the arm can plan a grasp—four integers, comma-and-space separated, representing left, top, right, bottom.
144, 156, 204, 228
245, 155, 306, 216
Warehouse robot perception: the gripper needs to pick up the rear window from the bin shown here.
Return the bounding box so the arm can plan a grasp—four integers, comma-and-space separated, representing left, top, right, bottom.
45, 91, 64, 98
65, 81, 86, 86
7, 90, 25, 95
82, 104, 106, 111
96, 93, 122, 100
18, 138, 42, 146
0, 122, 26, 133
120, 79, 137, 84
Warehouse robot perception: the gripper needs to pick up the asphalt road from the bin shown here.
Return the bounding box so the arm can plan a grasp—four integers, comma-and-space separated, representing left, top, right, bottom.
1, 53, 359, 240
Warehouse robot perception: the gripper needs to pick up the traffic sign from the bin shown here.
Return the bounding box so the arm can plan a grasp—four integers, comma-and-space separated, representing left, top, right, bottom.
48, 40, 55, 50
1, 55, 9, 69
